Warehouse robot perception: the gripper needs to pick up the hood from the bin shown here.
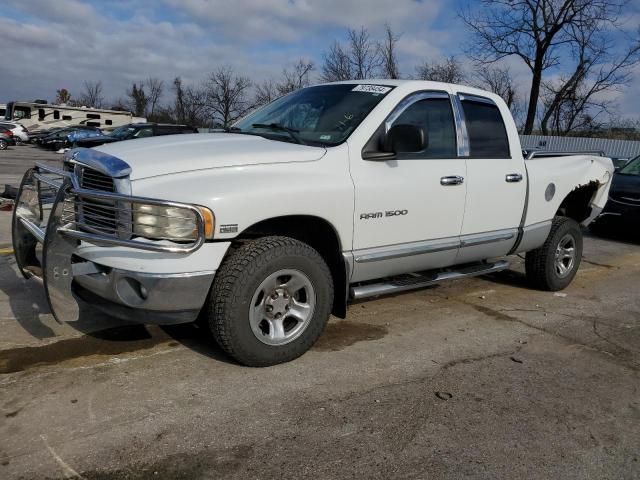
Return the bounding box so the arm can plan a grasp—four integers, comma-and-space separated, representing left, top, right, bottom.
94, 133, 326, 180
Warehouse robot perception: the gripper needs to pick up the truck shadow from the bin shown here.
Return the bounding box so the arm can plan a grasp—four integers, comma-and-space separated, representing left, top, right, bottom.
479, 269, 531, 290
0, 257, 236, 369
0, 256, 56, 339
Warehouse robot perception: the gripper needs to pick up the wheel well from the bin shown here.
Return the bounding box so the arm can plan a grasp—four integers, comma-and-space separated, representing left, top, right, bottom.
235, 215, 348, 319
556, 182, 599, 223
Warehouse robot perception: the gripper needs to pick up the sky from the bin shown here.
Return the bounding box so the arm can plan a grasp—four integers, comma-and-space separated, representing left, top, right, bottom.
1, 0, 639, 121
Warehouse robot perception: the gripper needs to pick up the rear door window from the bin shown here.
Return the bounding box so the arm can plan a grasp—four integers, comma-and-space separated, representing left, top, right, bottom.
461, 99, 510, 158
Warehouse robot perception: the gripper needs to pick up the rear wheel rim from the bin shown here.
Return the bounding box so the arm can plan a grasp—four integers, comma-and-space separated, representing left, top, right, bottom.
249, 269, 316, 346
554, 233, 576, 278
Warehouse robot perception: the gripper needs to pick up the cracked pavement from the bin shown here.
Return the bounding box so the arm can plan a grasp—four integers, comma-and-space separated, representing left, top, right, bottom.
0, 198, 639, 478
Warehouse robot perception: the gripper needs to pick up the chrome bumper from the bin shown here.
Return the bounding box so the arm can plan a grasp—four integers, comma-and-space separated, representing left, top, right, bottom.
73, 267, 214, 324
12, 161, 209, 324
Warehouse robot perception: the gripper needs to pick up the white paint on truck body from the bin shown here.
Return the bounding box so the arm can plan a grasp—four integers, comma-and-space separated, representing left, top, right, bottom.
83, 80, 613, 283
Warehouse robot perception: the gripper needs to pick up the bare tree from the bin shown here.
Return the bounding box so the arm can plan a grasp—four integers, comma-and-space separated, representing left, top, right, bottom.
540, 21, 640, 135
321, 41, 354, 81
415, 56, 466, 83
378, 24, 401, 79
253, 60, 314, 108
277, 59, 315, 95
205, 66, 253, 128
461, 0, 628, 134
173, 77, 208, 126
110, 98, 130, 111
254, 79, 279, 107
146, 77, 164, 118
476, 66, 517, 108
173, 77, 186, 122
127, 83, 148, 117
80, 81, 104, 108
348, 27, 382, 79
321, 27, 382, 81
55, 88, 71, 105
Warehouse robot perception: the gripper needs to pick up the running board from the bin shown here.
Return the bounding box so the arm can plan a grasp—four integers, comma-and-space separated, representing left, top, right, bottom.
350, 260, 509, 300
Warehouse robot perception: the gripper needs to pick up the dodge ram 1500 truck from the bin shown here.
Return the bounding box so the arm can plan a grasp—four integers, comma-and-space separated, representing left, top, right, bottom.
12, 80, 613, 366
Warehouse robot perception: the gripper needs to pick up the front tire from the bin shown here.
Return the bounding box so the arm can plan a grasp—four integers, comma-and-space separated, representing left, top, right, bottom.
525, 217, 583, 291
207, 236, 334, 366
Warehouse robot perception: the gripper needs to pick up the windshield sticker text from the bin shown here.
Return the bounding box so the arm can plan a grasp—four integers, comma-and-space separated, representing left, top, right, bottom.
352, 85, 392, 94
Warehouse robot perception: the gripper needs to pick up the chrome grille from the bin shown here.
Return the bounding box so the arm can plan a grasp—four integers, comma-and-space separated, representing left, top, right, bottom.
80, 168, 115, 192
76, 167, 122, 237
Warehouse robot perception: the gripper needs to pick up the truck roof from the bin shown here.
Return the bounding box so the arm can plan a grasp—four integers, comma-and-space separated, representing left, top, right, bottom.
318, 79, 503, 103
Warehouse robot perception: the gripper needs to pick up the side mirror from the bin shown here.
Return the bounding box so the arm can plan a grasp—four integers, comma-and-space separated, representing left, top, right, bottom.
384, 124, 427, 154
361, 123, 427, 161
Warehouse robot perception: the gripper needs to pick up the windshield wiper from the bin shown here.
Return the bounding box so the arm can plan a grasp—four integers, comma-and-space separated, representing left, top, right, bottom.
251, 123, 306, 145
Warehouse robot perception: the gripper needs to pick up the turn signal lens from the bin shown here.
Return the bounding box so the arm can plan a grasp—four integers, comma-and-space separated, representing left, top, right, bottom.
198, 207, 215, 239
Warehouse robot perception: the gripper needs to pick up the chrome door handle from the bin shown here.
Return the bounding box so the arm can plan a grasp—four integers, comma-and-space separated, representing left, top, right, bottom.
440, 175, 464, 186
505, 173, 523, 183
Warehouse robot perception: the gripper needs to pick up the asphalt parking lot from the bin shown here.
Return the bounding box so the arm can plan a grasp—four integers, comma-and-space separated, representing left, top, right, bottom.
0, 145, 639, 479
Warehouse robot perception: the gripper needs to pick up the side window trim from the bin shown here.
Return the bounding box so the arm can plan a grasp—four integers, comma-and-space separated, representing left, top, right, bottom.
458, 93, 496, 105
384, 91, 449, 133
450, 94, 470, 157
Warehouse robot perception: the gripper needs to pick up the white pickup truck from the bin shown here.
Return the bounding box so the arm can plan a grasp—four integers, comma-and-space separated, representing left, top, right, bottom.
12, 80, 613, 366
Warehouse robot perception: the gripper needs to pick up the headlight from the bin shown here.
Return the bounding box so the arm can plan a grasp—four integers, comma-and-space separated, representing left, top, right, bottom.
133, 204, 214, 241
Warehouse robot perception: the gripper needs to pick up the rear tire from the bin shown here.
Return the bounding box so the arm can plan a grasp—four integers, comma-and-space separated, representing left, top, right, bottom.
207, 236, 333, 367
525, 217, 583, 291
0, 139, 7, 150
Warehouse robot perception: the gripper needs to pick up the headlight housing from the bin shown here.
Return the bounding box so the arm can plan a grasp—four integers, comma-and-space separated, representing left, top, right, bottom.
133, 204, 214, 241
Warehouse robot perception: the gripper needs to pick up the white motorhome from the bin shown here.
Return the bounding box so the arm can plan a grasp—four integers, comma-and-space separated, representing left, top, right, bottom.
0, 104, 6, 118
3, 101, 145, 131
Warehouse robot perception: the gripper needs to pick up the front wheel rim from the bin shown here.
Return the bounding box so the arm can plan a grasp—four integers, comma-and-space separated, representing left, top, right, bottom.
554, 233, 576, 278
249, 269, 316, 346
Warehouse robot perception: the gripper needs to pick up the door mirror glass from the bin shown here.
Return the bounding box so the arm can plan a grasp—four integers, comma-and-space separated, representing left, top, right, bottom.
384, 124, 427, 153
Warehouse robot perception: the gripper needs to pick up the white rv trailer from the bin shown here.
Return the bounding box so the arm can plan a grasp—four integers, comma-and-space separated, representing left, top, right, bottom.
3, 101, 145, 131
0, 104, 5, 118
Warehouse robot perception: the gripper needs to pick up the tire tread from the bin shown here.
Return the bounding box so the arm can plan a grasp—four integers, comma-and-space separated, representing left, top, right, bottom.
525, 216, 582, 291
207, 236, 333, 366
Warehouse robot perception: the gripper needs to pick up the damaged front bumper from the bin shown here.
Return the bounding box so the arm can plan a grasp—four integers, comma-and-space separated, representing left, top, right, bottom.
12, 163, 212, 324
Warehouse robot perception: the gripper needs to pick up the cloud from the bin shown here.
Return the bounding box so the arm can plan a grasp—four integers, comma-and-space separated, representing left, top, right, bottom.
164, 0, 443, 42
0, 0, 637, 124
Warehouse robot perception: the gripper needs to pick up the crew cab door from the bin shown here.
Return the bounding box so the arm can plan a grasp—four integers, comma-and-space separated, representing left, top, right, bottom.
454, 93, 526, 262
349, 91, 467, 282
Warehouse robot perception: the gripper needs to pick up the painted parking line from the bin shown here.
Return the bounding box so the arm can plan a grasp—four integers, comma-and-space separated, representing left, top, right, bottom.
0, 247, 14, 255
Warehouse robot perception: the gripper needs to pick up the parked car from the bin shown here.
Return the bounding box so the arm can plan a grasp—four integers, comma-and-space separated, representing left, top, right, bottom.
12, 80, 614, 366
73, 123, 198, 148
40, 126, 102, 150
593, 154, 640, 227
0, 121, 29, 142
0, 126, 16, 150
29, 127, 65, 144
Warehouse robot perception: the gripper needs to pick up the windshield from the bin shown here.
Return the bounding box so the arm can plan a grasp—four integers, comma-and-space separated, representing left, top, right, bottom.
234, 84, 394, 146
619, 155, 640, 175
108, 125, 136, 140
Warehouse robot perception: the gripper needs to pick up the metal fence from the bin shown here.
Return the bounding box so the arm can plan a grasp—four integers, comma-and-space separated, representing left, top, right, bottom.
520, 135, 640, 161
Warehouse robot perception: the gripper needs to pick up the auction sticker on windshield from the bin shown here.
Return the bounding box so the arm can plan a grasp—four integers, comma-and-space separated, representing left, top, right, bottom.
352, 85, 392, 94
